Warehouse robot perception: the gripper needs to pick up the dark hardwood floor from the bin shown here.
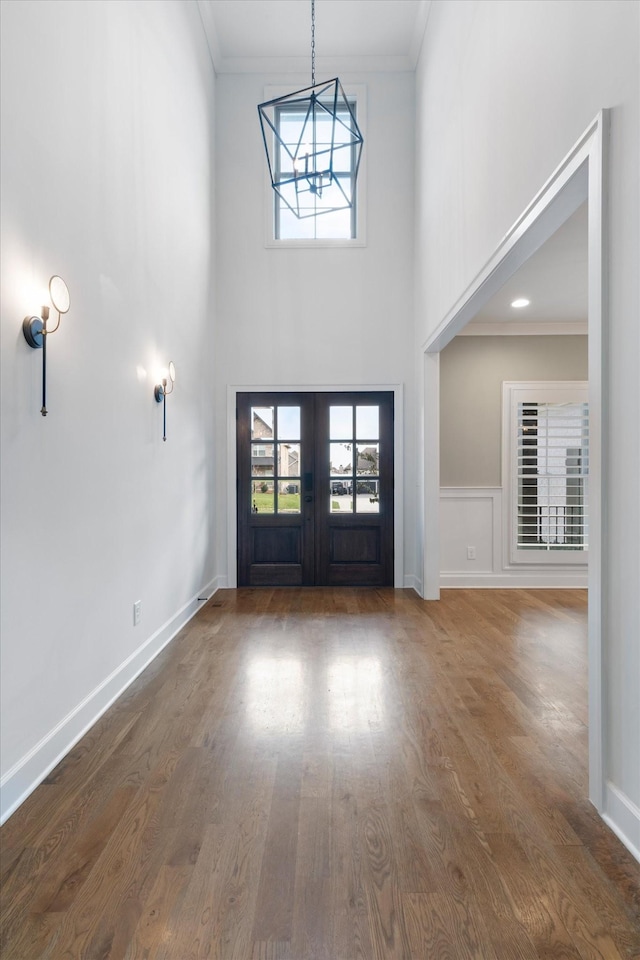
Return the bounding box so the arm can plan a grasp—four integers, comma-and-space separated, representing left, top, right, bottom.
1, 588, 639, 959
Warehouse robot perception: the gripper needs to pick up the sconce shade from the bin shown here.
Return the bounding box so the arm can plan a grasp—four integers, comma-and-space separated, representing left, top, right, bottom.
49, 275, 70, 314
154, 362, 176, 403
258, 77, 363, 220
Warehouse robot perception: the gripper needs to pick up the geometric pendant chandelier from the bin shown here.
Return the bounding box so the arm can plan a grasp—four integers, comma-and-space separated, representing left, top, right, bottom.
257, 0, 363, 219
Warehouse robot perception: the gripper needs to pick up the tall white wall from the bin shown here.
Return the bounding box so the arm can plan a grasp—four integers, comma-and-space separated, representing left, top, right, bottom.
415, 0, 640, 855
0, 0, 217, 819
214, 71, 416, 584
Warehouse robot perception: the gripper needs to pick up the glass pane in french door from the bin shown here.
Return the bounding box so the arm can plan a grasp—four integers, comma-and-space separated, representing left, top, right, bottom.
249, 405, 301, 515
328, 404, 381, 514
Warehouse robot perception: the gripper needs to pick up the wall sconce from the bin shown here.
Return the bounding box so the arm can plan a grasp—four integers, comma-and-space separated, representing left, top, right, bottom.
22, 275, 70, 416
154, 361, 175, 442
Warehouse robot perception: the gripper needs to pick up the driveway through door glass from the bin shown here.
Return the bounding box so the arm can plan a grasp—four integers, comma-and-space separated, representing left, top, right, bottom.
237, 392, 394, 586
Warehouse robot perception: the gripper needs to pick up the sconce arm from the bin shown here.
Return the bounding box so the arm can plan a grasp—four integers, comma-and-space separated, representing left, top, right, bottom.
46, 309, 62, 336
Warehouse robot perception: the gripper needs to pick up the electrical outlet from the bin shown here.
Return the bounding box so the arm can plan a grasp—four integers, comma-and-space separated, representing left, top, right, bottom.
467, 546, 476, 560
133, 600, 141, 626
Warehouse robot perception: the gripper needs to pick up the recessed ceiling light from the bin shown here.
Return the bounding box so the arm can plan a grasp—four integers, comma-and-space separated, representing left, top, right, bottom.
511, 298, 530, 309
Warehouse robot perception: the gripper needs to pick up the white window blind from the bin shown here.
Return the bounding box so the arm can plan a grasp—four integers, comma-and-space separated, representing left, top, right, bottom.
503, 382, 589, 565
516, 401, 589, 550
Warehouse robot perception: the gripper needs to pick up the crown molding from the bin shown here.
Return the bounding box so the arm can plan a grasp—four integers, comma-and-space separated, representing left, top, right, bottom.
209, 54, 416, 76
197, 0, 432, 76
197, 0, 222, 71
459, 320, 588, 337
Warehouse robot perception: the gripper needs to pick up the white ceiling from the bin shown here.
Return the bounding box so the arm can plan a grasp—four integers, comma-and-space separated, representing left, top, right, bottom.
197, 0, 431, 74
466, 202, 588, 334
198, 0, 587, 334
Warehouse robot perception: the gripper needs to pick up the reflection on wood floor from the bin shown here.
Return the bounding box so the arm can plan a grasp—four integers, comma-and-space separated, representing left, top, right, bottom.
1, 588, 639, 959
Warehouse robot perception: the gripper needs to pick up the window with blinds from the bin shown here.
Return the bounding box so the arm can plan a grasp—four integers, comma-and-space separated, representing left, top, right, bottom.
503, 382, 589, 564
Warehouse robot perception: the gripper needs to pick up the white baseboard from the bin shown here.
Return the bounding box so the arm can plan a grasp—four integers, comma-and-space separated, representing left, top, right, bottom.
207, 574, 228, 593
403, 573, 423, 595
602, 780, 640, 865
0, 578, 218, 825
440, 572, 589, 588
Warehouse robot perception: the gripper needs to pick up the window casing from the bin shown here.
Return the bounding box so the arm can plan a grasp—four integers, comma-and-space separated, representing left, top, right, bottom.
503, 382, 589, 565
263, 84, 366, 247
274, 102, 358, 241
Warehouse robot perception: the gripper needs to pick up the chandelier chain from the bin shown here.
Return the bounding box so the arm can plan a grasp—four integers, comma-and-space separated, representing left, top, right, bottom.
311, 0, 316, 86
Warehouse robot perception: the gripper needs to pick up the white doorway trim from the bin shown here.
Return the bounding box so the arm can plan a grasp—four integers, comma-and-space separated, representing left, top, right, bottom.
226, 382, 405, 590
421, 111, 608, 812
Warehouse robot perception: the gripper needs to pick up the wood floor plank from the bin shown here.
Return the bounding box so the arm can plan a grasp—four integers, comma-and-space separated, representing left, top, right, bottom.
487, 833, 586, 959
403, 890, 497, 960
40, 753, 181, 959
0, 710, 141, 886
150, 823, 227, 960
251, 749, 303, 942
360, 801, 412, 959
29, 784, 139, 915
555, 844, 640, 959
2, 587, 639, 960
326, 745, 375, 960
124, 862, 194, 959
251, 941, 291, 959
499, 831, 631, 960
195, 756, 276, 959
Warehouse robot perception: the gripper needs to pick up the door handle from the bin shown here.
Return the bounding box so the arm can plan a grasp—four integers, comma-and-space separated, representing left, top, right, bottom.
304, 495, 313, 503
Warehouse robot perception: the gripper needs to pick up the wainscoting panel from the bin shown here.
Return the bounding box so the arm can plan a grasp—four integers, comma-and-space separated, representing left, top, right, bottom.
440, 487, 588, 587
440, 489, 498, 574
440, 488, 500, 580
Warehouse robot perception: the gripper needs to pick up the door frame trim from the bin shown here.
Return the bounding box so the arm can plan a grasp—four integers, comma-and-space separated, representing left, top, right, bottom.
227, 383, 404, 589
421, 111, 608, 812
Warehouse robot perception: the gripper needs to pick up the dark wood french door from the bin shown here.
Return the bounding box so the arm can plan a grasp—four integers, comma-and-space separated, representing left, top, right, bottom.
237, 391, 394, 586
